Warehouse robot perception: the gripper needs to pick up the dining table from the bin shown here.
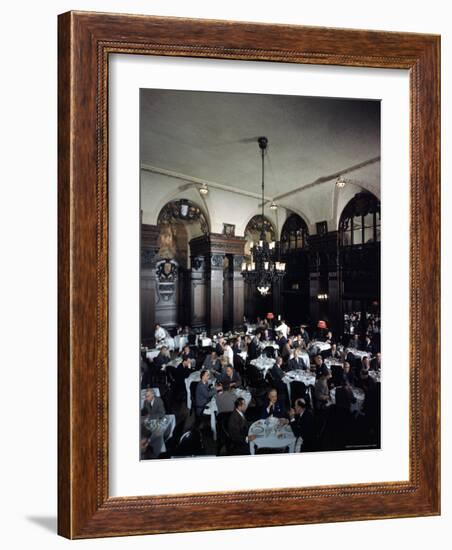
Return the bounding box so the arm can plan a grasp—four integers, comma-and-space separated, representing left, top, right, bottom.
283, 370, 316, 402
248, 416, 298, 454
173, 334, 189, 352
142, 414, 176, 457
250, 356, 276, 376
347, 348, 371, 360
308, 341, 331, 355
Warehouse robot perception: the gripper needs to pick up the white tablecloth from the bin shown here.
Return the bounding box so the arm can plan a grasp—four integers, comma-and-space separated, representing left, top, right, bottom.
329, 387, 365, 413
146, 337, 176, 359
199, 337, 213, 347
259, 341, 280, 350
250, 356, 275, 376
324, 358, 343, 368
309, 341, 331, 354
174, 335, 189, 352
146, 349, 160, 360
185, 371, 201, 410
248, 417, 297, 454
347, 348, 371, 360
283, 370, 316, 402
203, 389, 252, 441
368, 369, 381, 383
143, 414, 176, 457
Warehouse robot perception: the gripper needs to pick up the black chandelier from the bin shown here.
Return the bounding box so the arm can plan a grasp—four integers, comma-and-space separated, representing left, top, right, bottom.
241, 137, 286, 296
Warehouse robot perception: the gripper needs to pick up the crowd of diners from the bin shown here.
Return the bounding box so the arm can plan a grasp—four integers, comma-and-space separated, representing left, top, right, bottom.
140, 315, 381, 459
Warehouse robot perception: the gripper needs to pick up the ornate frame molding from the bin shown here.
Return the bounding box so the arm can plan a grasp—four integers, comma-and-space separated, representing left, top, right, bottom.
58, 11, 440, 538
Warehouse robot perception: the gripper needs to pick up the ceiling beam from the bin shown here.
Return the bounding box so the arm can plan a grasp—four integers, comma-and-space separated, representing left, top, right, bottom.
269, 156, 380, 203
141, 163, 273, 201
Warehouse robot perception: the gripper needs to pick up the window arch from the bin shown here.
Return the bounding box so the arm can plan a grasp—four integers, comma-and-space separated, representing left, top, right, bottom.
339, 192, 380, 247
157, 199, 209, 235
280, 213, 309, 253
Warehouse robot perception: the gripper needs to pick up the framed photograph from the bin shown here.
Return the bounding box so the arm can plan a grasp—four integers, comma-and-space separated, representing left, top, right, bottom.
58, 11, 440, 538
223, 223, 236, 237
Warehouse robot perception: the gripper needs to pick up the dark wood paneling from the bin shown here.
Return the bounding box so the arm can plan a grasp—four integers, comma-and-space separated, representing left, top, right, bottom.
140, 269, 156, 345
232, 271, 245, 330
207, 259, 224, 334
58, 11, 440, 539
190, 233, 246, 256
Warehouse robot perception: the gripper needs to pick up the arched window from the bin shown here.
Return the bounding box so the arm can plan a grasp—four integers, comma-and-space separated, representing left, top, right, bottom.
280, 213, 309, 254
339, 193, 380, 247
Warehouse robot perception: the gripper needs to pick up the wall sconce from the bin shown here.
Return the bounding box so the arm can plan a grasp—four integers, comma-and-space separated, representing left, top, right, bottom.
317, 293, 329, 301
335, 176, 347, 188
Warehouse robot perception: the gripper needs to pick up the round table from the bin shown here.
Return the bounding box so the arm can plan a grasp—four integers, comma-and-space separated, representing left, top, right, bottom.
145, 348, 160, 361
250, 356, 275, 376
248, 417, 297, 454
347, 348, 371, 360
173, 335, 189, 352
283, 370, 316, 402
199, 337, 213, 348
259, 341, 280, 350
142, 414, 176, 458
308, 341, 331, 355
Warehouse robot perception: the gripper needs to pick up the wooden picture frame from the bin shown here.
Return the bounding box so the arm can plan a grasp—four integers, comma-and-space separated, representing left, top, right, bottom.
58, 11, 440, 538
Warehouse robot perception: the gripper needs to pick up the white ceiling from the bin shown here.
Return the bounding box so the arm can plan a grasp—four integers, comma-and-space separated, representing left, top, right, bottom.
140, 89, 380, 204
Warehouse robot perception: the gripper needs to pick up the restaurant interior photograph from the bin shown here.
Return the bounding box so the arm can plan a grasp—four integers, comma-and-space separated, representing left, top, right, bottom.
139, 89, 381, 460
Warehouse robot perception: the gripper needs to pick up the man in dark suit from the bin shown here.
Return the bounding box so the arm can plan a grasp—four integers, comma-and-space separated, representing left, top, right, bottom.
246, 333, 260, 360
363, 335, 374, 354
202, 350, 222, 373
141, 388, 166, 419
330, 362, 344, 386
217, 365, 242, 390
288, 398, 316, 451
335, 382, 357, 412
276, 331, 288, 352
371, 351, 381, 371
313, 354, 328, 379
329, 343, 341, 360
194, 369, 217, 417
181, 344, 195, 361
231, 337, 242, 356
342, 361, 356, 386
153, 346, 171, 371
288, 348, 307, 371
172, 357, 193, 397
215, 337, 225, 356
299, 326, 310, 346
228, 397, 256, 455
270, 356, 286, 381
261, 388, 287, 419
